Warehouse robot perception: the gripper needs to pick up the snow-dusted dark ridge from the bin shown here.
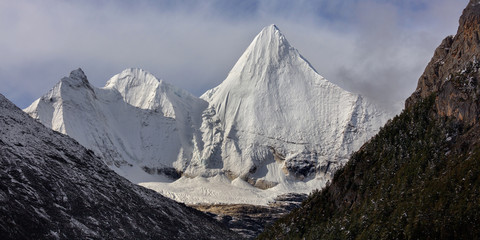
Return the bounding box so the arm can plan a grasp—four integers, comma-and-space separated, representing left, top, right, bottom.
0, 93, 238, 239
25, 25, 392, 205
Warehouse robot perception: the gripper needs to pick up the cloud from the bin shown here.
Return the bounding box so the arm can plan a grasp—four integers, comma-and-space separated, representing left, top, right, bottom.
0, 0, 467, 110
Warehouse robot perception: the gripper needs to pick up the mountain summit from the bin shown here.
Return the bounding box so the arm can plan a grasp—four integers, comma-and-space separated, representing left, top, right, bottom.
202, 24, 318, 99
25, 68, 207, 183
203, 24, 302, 79
190, 24, 390, 187
25, 25, 392, 204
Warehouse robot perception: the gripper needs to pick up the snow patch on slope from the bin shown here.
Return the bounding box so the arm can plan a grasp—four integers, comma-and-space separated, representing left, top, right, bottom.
140, 175, 328, 205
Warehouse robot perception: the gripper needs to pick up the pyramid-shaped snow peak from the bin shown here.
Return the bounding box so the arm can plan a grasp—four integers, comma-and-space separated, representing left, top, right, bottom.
227, 24, 296, 75
203, 24, 317, 101
190, 25, 391, 189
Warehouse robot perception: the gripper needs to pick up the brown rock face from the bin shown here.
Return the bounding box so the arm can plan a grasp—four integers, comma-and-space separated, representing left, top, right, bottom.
406, 0, 480, 125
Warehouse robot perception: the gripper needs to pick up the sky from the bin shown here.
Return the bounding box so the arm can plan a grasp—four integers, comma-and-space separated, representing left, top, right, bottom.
0, 0, 467, 110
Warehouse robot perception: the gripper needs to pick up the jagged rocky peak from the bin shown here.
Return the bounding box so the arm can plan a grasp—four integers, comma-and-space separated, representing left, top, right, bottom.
69, 68, 88, 82
59, 68, 93, 90
23, 68, 96, 132
406, 0, 480, 125
463, 0, 480, 24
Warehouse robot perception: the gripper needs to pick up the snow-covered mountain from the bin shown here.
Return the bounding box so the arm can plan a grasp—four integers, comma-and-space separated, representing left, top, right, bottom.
25, 25, 392, 204
185, 25, 389, 187
0, 93, 238, 239
25, 68, 207, 183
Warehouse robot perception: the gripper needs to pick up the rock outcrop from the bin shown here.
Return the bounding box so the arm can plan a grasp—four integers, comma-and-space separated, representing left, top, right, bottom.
406, 0, 480, 125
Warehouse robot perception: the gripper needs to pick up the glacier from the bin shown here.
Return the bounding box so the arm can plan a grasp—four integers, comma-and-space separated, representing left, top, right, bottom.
25, 25, 393, 205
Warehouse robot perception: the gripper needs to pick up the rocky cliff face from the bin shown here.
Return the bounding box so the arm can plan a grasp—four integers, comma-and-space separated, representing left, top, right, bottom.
0, 93, 238, 240
260, 1, 480, 239
406, 0, 480, 125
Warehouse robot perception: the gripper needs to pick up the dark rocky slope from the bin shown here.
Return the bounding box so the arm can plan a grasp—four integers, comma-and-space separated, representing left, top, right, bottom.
0, 93, 239, 240
259, 0, 480, 239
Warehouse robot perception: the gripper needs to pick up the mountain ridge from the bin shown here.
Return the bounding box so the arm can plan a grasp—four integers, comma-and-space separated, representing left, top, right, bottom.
0, 93, 239, 239
25, 68, 206, 183
24, 24, 393, 205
